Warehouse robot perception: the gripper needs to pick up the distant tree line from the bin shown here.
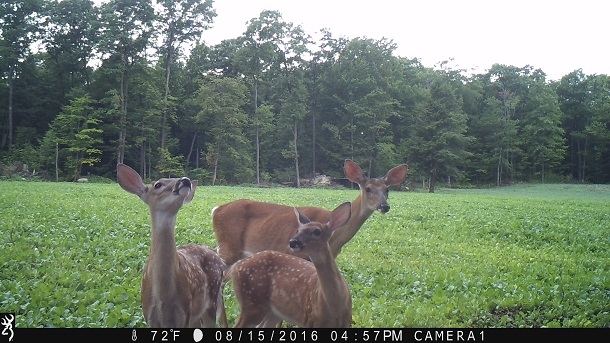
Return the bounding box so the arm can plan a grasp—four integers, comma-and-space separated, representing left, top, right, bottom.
1, 0, 609, 191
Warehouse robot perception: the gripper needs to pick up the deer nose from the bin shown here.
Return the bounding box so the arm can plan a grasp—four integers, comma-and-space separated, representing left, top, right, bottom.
179, 177, 191, 188
378, 203, 390, 213
174, 178, 192, 193
289, 239, 304, 250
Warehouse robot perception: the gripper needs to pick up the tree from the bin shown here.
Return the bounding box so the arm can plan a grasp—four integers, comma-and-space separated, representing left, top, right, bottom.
271, 21, 311, 186
0, 0, 43, 151
235, 10, 285, 185
520, 79, 566, 182
195, 77, 252, 184
320, 37, 402, 176
1, 2, 609, 185
407, 72, 472, 192
128, 63, 164, 178
306, 29, 349, 176
155, 147, 184, 178
556, 71, 610, 183
42, 0, 99, 91
466, 93, 508, 185
154, 0, 216, 151
251, 102, 275, 182
275, 75, 308, 186
98, 0, 155, 165
47, 93, 103, 180
468, 64, 536, 185
580, 74, 610, 182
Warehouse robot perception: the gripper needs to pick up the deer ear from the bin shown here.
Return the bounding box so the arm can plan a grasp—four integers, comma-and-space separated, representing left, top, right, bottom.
328, 202, 351, 232
384, 164, 408, 186
117, 164, 147, 196
294, 208, 311, 225
344, 159, 366, 184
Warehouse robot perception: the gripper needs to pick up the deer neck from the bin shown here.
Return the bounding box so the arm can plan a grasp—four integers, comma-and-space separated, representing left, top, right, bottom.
328, 194, 372, 257
310, 246, 348, 314
148, 210, 179, 293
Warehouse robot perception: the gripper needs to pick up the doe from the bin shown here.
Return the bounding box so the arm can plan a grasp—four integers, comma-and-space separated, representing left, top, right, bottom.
212, 159, 408, 267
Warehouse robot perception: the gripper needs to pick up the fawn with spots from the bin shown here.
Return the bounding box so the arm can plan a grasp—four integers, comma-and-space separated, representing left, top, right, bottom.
227, 202, 353, 328
117, 164, 226, 327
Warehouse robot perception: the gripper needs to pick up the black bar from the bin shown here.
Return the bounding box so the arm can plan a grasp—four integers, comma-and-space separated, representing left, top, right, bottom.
11, 328, 607, 342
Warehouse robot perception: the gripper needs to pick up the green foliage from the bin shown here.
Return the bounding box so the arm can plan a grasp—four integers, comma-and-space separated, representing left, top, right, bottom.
406, 73, 472, 191
49, 94, 103, 180
254, 103, 275, 136
195, 76, 253, 184
2, 1, 609, 187
43, 0, 98, 94
555, 71, 610, 183
184, 168, 210, 185
154, 148, 185, 178
1, 181, 608, 327
520, 80, 566, 182
318, 37, 402, 171
1, 127, 39, 170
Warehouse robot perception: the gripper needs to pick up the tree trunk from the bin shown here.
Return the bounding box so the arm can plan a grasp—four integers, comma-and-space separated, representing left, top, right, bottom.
118, 64, 128, 165
311, 110, 316, 178
185, 133, 197, 170
140, 138, 146, 180
7, 64, 14, 151
506, 149, 515, 184
196, 145, 200, 169
254, 77, 260, 185
212, 155, 219, 186
147, 141, 152, 180
73, 151, 83, 181
576, 139, 582, 182
161, 48, 172, 151
581, 140, 587, 183
55, 142, 59, 181
293, 119, 300, 188
496, 149, 502, 187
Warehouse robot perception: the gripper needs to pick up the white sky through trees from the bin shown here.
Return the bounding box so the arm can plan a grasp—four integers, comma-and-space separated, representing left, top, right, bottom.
204, 0, 609, 81
90, 0, 609, 81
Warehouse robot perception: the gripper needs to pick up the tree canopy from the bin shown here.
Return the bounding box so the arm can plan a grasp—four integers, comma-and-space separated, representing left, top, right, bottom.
1, 0, 609, 188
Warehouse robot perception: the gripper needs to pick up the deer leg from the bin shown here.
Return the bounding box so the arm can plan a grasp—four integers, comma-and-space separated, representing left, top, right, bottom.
259, 313, 282, 328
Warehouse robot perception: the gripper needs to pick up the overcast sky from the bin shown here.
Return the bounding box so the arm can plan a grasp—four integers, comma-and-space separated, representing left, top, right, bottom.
204, 0, 609, 81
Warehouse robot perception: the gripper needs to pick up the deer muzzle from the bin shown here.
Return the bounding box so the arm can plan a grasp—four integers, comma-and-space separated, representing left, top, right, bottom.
378, 203, 390, 213
289, 238, 304, 251
173, 177, 192, 194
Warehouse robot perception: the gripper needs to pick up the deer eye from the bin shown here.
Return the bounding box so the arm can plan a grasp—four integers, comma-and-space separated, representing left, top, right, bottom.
154, 182, 163, 189
365, 187, 371, 193
312, 229, 321, 238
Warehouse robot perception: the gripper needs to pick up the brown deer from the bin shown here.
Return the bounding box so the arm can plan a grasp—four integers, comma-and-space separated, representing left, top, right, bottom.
228, 201, 353, 328
117, 164, 226, 327
212, 159, 408, 266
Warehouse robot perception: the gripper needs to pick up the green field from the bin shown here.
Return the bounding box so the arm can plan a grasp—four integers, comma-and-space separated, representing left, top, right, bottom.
1, 181, 608, 328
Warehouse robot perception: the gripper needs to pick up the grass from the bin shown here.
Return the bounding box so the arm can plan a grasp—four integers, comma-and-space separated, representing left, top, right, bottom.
0, 181, 608, 328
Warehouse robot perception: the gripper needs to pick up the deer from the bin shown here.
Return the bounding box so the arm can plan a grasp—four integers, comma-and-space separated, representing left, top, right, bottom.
228, 201, 353, 328
117, 163, 226, 328
212, 159, 408, 267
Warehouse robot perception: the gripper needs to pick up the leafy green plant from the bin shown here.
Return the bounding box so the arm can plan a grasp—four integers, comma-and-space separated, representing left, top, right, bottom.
1, 182, 608, 327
